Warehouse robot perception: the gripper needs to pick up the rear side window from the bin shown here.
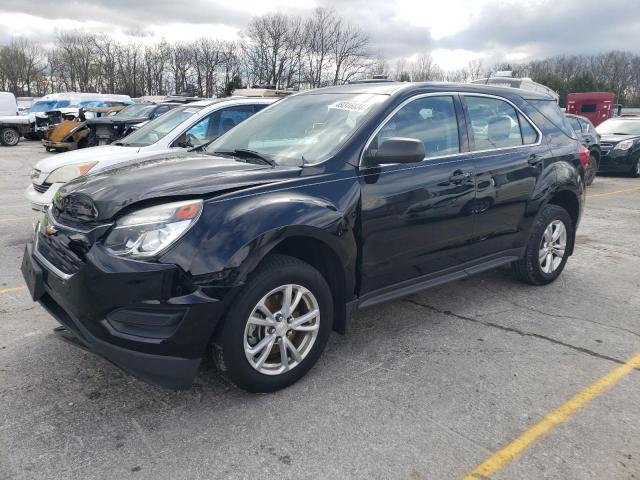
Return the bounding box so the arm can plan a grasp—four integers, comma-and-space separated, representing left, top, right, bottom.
373, 95, 460, 158
567, 117, 582, 134
464, 96, 537, 150
528, 99, 576, 139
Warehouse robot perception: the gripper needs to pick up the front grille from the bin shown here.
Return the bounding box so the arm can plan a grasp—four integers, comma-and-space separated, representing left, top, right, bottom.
36, 232, 84, 276
33, 182, 51, 194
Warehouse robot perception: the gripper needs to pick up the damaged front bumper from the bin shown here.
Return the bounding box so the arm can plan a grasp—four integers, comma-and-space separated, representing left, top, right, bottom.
20, 224, 227, 389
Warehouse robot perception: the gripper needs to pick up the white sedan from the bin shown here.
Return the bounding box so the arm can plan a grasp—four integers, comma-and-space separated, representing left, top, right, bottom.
25, 97, 276, 212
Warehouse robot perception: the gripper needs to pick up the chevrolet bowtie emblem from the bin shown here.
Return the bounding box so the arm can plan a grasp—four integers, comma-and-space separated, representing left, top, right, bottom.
45, 224, 57, 236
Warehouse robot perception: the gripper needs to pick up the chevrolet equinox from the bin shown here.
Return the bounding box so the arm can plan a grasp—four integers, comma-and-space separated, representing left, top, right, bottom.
21, 82, 587, 392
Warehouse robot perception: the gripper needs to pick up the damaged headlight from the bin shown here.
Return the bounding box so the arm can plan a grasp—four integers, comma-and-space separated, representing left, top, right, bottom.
104, 199, 203, 258
45, 162, 97, 183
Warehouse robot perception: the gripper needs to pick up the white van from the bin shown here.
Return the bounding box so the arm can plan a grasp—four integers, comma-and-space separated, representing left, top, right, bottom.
0, 92, 18, 116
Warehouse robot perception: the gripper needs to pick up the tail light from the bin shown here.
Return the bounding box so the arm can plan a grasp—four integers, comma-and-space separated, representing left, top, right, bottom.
578, 145, 589, 170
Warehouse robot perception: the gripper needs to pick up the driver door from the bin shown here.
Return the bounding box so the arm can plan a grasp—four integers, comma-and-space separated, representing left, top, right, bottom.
359, 94, 477, 295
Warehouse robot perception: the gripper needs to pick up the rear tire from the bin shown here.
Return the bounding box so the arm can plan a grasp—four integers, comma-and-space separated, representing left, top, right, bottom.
585, 153, 597, 186
512, 205, 574, 285
212, 254, 333, 393
0, 127, 19, 146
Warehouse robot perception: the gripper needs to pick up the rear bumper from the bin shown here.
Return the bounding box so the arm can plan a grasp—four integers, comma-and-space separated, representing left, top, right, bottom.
21, 233, 228, 389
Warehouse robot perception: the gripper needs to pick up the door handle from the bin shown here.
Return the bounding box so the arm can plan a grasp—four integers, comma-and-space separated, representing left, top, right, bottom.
528, 154, 543, 165
449, 170, 471, 183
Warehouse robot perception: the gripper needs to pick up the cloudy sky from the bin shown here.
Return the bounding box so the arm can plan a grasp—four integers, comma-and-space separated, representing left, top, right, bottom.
1, 0, 639, 70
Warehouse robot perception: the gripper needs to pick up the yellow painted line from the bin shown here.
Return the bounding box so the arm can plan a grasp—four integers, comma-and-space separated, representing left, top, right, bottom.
0, 285, 26, 295
463, 351, 640, 480
0, 216, 31, 223
587, 186, 640, 198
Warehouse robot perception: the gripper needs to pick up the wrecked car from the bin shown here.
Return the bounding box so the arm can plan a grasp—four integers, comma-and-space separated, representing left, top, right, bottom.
41, 106, 127, 152
21, 83, 586, 392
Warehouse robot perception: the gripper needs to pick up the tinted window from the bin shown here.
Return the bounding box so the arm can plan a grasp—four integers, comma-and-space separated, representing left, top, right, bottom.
519, 112, 538, 144
151, 105, 172, 118
374, 95, 459, 158
578, 118, 592, 133
183, 105, 256, 146
567, 117, 582, 134
527, 99, 576, 139
465, 96, 526, 150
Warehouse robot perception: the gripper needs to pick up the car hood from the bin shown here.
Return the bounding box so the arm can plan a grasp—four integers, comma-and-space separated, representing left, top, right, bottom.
57, 153, 300, 221
599, 134, 640, 144
87, 116, 148, 126
34, 145, 141, 174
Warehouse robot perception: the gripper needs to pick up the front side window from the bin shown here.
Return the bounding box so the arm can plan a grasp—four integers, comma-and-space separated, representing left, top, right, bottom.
119, 105, 204, 147
371, 95, 460, 159
465, 96, 536, 150
207, 93, 388, 165
578, 118, 592, 133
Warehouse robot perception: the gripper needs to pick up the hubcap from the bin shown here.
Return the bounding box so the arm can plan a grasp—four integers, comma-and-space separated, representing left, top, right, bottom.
3, 130, 17, 144
244, 284, 320, 375
538, 220, 567, 274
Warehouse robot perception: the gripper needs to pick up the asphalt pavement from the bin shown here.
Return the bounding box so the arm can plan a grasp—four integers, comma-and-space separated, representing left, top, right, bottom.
1, 140, 639, 479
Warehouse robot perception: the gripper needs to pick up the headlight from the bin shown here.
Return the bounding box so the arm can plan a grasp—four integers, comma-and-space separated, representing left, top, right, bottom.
614, 139, 634, 151
104, 199, 203, 258
45, 161, 97, 183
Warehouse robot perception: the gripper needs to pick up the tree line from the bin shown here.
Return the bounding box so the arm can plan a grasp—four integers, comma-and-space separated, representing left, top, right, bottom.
1, 7, 640, 107
0, 8, 369, 99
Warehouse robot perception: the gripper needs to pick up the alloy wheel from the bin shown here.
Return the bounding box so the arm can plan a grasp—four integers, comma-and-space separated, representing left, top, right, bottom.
538, 220, 567, 274
244, 284, 320, 375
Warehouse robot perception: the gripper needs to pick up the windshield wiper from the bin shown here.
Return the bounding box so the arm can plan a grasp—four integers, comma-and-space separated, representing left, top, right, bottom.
211, 149, 275, 166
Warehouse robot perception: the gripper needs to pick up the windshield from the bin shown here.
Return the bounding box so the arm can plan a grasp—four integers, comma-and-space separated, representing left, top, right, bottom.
119, 105, 204, 147
596, 119, 640, 135
30, 100, 71, 112
117, 104, 157, 118
206, 93, 388, 165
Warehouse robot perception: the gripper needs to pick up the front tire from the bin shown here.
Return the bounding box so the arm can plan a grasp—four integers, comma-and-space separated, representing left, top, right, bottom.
512, 205, 574, 285
0, 127, 20, 146
585, 153, 597, 186
212, 254, 333, 393
630, 158, 640, 178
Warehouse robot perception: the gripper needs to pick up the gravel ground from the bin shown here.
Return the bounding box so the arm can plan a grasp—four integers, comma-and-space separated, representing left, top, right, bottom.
1, 140, 639, 480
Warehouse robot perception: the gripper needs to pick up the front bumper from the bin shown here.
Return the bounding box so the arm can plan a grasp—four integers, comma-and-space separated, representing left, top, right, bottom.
598, 149, 636, 172
42, 139, 76, 151
20, 227, 227, 389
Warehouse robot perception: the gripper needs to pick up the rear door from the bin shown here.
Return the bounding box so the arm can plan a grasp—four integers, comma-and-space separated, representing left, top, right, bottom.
462, 94, 552, 259
359, 93, 477, 294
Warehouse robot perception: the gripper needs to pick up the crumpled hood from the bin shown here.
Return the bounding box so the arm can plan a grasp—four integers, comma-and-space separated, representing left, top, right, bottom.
57, 152, 300, 221
34, 145, 141, 174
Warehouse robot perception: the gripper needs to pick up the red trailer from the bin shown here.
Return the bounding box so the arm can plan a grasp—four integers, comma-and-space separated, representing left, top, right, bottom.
566, 92, 616, 127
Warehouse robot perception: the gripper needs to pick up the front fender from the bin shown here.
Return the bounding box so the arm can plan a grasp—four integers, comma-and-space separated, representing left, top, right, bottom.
164, 179, 360, 287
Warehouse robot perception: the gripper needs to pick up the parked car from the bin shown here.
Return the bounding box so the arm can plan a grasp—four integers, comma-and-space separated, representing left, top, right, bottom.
565, 113, 601, 185
26, 97, 276, 213
0, 93, 133, 145
40, 105, 129, 152
21, 82, 586, 392
595, 117, 640, 177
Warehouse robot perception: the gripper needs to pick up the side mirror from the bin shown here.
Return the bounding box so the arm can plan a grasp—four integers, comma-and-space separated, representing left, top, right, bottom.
175, 134, 190, 148
364, 137, 426, 166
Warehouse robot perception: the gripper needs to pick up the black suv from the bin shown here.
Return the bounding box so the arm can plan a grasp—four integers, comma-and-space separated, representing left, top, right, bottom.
595, 117, 640, 177
21, 83, 586, 392
565, 113, 600, 185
